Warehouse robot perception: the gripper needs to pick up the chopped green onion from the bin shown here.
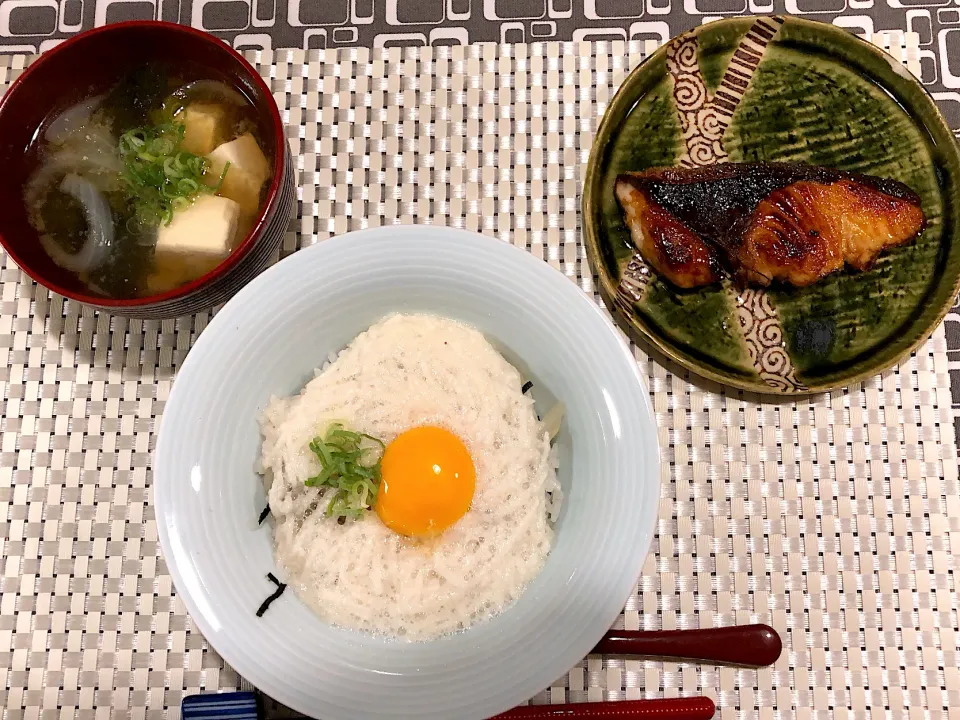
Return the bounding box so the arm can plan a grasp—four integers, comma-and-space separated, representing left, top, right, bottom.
118, 122, 230, 228
304, 423, 385, 521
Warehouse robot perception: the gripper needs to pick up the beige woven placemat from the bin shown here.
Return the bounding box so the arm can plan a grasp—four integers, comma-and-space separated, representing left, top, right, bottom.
1, 37, 957, 718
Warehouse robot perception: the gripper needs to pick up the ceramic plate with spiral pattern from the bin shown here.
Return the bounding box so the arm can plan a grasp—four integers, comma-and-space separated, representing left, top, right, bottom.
583, 16, 960, 394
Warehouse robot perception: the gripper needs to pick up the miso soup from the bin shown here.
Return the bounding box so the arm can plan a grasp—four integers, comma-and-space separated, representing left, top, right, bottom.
24, 63, 274, 299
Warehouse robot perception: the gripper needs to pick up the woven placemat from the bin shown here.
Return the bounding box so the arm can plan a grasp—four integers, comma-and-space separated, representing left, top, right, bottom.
1, 37, 957, 718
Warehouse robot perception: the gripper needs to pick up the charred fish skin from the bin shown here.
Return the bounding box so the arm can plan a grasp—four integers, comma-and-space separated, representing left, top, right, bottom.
614, 162, 926, 289
614, 177, 722, 289
618, 164, 811, 255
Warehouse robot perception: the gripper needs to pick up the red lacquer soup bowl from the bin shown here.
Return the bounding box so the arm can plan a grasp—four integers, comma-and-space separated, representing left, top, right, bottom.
0, 21, 294, 318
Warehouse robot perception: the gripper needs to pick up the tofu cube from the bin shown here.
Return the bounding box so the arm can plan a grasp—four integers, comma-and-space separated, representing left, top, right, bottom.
153, 195, 241, 284
179, 103, 228, 155
205, 133, 271, 217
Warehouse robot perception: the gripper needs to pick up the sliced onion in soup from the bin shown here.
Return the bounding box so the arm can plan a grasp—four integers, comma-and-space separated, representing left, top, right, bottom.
40, 174, 115, 273
44, 95, 105, 145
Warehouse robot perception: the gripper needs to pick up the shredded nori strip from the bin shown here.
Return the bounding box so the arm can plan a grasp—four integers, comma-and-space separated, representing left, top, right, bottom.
521, 381, 533, 394
255, 573, 287, 617
258, 505, 270, 525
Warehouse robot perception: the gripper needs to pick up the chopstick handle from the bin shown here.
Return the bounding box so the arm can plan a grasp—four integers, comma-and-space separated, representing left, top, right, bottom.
592, 624, 782, 668
492, 697, 716, 719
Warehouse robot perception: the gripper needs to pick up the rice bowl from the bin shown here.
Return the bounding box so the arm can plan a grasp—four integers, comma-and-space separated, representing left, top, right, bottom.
154, 225, 660, 720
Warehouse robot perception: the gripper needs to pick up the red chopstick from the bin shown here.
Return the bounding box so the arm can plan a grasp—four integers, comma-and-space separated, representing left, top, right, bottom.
591, 624, 782, 668
491, 697, 716, 719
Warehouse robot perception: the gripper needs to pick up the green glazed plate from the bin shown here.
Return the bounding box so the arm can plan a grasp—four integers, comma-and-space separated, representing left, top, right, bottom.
583, 16, 960, 394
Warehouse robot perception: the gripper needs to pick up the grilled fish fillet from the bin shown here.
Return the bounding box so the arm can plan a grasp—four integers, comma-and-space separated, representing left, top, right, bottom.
615, 163, 926, 288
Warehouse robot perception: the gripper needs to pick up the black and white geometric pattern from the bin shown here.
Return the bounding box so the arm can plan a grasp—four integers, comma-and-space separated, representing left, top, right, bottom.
0, 2, 958, 132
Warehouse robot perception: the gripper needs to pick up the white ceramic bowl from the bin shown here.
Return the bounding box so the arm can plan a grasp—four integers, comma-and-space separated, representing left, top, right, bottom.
154, 226, 660, 720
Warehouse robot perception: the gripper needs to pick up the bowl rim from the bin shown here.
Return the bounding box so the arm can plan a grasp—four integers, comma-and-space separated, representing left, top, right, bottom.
0, 20, 286, 308
153, 225, 661, 720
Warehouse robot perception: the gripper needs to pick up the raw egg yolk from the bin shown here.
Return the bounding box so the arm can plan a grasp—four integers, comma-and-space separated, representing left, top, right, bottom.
375, 425, 476, 537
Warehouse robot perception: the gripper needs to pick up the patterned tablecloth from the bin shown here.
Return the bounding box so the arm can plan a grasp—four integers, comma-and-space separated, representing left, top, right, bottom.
1, 16, 960, 720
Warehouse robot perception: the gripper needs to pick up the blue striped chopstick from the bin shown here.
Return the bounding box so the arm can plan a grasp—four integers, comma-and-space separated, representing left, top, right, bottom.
181, 692, 260, 720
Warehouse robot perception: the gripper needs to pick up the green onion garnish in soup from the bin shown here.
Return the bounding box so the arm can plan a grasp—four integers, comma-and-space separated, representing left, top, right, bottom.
119, 123, 229, 228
